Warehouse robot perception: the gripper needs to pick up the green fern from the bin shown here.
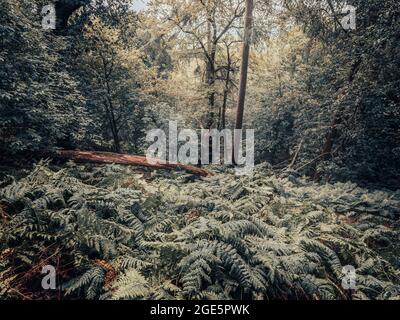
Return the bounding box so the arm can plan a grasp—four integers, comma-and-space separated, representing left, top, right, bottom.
110, 268, 150, 300
1, 162, 399, 300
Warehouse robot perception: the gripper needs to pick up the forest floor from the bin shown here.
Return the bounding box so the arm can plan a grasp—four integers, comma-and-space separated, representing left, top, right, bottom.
0, 161, 399, 300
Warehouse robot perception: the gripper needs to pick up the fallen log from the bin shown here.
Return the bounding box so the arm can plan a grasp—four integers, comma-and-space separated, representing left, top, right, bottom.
53, 150, 213, 177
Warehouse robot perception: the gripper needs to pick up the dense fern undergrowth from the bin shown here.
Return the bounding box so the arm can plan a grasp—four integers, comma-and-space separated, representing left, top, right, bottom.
0, 161, 399, 300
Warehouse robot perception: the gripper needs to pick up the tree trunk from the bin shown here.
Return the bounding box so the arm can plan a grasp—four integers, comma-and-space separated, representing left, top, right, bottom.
53, 150, 213, 177
314, 58, 363, 180
205, 10, 217, 129
233, 0, 254, 162
101, 56, 122, 153
206, 44, 217, 128
220, 43, 233, 130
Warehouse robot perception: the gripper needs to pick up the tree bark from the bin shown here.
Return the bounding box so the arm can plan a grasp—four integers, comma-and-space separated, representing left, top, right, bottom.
101, 55, 121, 153
314, 58, 363, 180
233, 0, 254, 162
220, 43, 233, 130
53, 150, 213, 177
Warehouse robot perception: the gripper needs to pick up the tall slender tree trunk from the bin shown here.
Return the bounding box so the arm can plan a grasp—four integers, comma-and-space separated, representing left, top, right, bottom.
105, 83, 121, 153
220, 60, 232, 130
205, 6, 217, 129
101, 56, 121, 153
221, 86, 229, 129
103, 98, 121, 154
233, 0, 254, 162
313, 58, 362, 180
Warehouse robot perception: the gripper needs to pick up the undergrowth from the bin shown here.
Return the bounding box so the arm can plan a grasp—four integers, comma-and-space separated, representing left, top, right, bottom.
0, 161, 399, 300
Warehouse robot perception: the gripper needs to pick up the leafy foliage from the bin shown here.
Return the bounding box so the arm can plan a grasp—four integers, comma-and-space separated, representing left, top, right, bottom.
1, 0, 399, 302
0, 0, 86, 157
250, 0, 400, 186
1, 162, 399, 300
